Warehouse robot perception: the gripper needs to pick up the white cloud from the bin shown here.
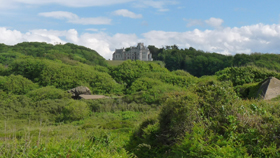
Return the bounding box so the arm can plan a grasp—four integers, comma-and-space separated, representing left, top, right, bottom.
38, 11, 111, 25
133, 0, 178, 12
185, 19, 204, 27
69, 17, 111, 25
2, 23, 280, 59
205, 17, 224, 28
142, 23, 280, 55
0, 27, 139, 59
0, 27, 23, 44
0, 27, 67, 45
185, 17, 224, 29
0, 1, 16, 9
86, 28, 99, 32
39, 11, 78, 19
113, 9, 142, 19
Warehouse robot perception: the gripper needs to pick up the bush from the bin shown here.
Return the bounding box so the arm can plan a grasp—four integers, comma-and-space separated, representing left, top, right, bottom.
93, 65, 109, 73
158, 91, 200, 145
142, 71, 197, 88
125, 115, 161, 158
85, 98, 152, 113
8, 58, 123, 94
125, 84, 186, 105
172, 69, 192, 77
33, 99, 70, 121
109, 60, 169, 88
0, 94, 34, 119
0, 74, 38, 94
194, 80, 239, 121
26, 86, 71, 101
127, 77, 164, 94
234, 82, 261, 99
62, 100, 90, 121
126, 91, 200, 157
216, 66, 280, 86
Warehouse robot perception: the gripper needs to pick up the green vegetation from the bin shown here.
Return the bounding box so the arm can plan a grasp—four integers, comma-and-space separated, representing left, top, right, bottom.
1, 42, 280, 157
0, 42, 107, 66
107, 60, 124, 66
149, 45, 280, 77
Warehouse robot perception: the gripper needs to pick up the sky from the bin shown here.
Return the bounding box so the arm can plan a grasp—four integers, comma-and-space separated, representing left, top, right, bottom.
1, 0, 280, 59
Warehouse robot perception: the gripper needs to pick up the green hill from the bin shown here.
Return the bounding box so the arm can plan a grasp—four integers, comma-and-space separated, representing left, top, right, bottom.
1, 43, 280, 157
0, 42, 107, 66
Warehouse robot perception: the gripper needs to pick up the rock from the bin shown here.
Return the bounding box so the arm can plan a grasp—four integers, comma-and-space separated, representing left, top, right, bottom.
67, 86, 91, 98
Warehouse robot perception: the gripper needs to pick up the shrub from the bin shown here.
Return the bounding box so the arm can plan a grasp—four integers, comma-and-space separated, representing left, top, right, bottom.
125, 115, 161, 158
0, 74, 38, 94
0, 94, 34, 119
158, 91, 200, 145
194, 80, 239, 121
171, 123, 250, 158
125, 84, 186, 105
142, 71, 197, 88
127, 77, 164, 94
216, 66, 280, 86
26, 86, 71, 101
8, 58, 123, 94
234, 82, 261, 99
33, 99, 69, 121
93, 65, 109, 73
109, 60, 169, 88
172, 69, 192, 77
85, 98, 152, 113
62, 100, 90, 121
101, 120, 133, 129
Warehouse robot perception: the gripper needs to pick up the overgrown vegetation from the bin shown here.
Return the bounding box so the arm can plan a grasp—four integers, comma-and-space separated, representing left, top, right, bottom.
1, 42, 280, 157
149, 45, 280, 77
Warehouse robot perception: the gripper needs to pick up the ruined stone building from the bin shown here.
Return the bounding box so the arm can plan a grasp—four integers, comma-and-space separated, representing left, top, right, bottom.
112, 43, 153, 61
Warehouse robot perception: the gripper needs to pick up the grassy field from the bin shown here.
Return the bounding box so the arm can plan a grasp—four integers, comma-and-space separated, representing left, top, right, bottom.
0, 110, 157, 157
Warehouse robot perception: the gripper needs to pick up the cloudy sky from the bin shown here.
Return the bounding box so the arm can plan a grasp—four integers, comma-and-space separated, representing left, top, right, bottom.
1, 0, 280, 59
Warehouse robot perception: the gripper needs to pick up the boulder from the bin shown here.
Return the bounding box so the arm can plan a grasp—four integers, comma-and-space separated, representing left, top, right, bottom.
67, 86, 91, 98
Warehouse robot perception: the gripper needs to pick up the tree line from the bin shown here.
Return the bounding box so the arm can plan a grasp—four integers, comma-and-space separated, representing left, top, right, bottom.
148, 45, 280, 77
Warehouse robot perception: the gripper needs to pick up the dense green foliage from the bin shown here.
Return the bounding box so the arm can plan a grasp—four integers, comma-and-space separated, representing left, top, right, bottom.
109, 60, 169, 88
0, 74, 38, 95
149, 45, 280, 77
149, 46, 233, 77
26, 86, 71, 101
0, 42, 107, 66
216, 66, 280, 86
2, 42, 280, 157
7, 58, 122, 94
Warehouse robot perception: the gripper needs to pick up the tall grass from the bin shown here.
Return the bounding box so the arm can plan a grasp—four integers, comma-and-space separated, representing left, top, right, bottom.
0, 110, 156, 157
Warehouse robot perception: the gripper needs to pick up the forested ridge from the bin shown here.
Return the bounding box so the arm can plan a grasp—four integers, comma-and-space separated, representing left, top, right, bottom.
1, 42, 280, 157
149, 45, 280, 77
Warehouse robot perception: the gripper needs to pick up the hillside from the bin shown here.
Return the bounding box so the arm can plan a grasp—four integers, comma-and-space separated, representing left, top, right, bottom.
0, 42, 107, 67
1, 43, 280, 157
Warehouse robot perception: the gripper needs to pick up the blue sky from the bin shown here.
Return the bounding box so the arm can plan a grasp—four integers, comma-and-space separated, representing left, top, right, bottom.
1, 0, 280, 59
